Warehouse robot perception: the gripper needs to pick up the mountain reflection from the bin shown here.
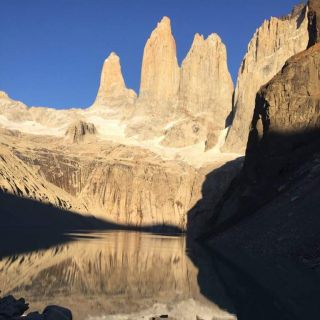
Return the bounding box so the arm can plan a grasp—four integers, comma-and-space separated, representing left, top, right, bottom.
0, 231, 234, 320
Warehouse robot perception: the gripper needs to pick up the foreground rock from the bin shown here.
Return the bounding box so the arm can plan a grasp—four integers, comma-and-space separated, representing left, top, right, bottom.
223, 4, 309, 153
0, 296, 72, 320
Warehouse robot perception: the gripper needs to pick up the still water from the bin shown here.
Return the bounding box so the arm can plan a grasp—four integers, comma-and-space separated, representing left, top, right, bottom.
0, 231, 234, 320
1, 231, 320, 320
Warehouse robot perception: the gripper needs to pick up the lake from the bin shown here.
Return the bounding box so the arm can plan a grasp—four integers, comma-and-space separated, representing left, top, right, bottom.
1, 230, 319, 320
0, 231, 234, 320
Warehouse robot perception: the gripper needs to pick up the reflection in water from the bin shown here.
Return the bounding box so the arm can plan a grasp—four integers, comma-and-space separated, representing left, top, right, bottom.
188, 242, 320, 320
3, 231, 318, 320
0, 231, 234, 320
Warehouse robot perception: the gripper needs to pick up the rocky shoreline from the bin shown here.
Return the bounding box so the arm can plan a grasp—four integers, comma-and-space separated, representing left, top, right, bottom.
0, 295, 72, 320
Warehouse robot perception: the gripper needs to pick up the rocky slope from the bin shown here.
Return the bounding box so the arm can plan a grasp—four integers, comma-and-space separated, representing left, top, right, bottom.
0, 141, 84, 214
223, 4, 309, 153
193, 38, 320, 265
0, 127, 239, 230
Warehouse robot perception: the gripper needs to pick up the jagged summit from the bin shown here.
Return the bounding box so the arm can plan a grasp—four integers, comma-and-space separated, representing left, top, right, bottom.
179, 31, 233, 128
192, 32, 221, 43
139, 16, 180, 105
93, 52, 136, 107
156, 16, 171, 29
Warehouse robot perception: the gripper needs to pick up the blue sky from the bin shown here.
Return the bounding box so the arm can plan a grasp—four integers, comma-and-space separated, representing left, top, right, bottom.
0, 0, 304, 109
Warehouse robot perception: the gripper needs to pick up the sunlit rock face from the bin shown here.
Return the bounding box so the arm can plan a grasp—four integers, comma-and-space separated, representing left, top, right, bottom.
223, 5, 309, 154
139, 17, 180, 111
93, 52, 137, 110
179, 33, 233, 129
0, 14, 239, 230
65, 120, 97, 143
200, 43, 320, 255
0, 145, 84, 214
1, 131, 219, 230
247, 43, 320, 173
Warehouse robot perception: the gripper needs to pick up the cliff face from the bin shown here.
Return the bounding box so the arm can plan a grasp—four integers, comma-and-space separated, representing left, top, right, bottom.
94, 52, 137, 107
139, 17, 180, 107
197, 43, 320, 264
308, 0, 320, 47
223, 5, 309, 154
0, 145, 84, 214
179, 33, 233, 129
139, 17, 180, 113
130, 17, 234, 148
247, 43, 320, 174
65, 120, 97, 143
2, 130, 228, 230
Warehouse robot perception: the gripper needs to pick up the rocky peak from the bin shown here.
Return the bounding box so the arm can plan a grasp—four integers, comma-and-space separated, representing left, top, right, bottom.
94, 52, 136, 106
139, 16, 180, 104
65, 120, 97, 143
0, 91, 9, 99
308, 0, 320, 47
179, 32, 233, 129
222, 4, 309, 154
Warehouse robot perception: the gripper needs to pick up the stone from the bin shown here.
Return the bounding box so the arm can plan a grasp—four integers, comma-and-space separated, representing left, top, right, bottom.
42, 305, 72, 320
161, 117, 209, 148
204, 43, 320, 237
223, 5, 309, 154
93, 52, 137, 106
308, 0, 320, 47
0, 295, 29, 318
246, 43, 320, 175
138, 16, 180, 114
0, 91, 9, 99
65, 120, 97, 143
25, 311, 44, 320
179, 33, 233, 129
205, 131, 219, 151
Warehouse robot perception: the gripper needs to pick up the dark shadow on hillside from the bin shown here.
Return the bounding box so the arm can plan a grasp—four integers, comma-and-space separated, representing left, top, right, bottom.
187, 241, 320, 320
225, 91, 235, 128
190, 124, 320, 244
0, 190, 181, 259
186, 157, 244, 239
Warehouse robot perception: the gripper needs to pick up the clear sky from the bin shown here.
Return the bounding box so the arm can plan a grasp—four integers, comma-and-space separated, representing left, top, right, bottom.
0, 0, 304, 109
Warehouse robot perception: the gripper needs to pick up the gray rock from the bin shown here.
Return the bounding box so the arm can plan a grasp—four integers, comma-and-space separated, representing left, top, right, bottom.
42, 305, 72, 320
25, 311, 44, 320
0, 295, 29, 318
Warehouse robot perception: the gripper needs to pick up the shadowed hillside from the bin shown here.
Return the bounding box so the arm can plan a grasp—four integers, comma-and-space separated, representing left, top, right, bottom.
0, 190, 181, 259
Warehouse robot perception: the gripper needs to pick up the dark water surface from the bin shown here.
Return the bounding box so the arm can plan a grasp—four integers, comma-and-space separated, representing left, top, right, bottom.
0, 230, 319, 320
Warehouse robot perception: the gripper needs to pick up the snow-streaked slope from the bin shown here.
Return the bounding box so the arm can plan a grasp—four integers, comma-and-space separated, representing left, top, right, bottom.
0, 92, 240, 168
